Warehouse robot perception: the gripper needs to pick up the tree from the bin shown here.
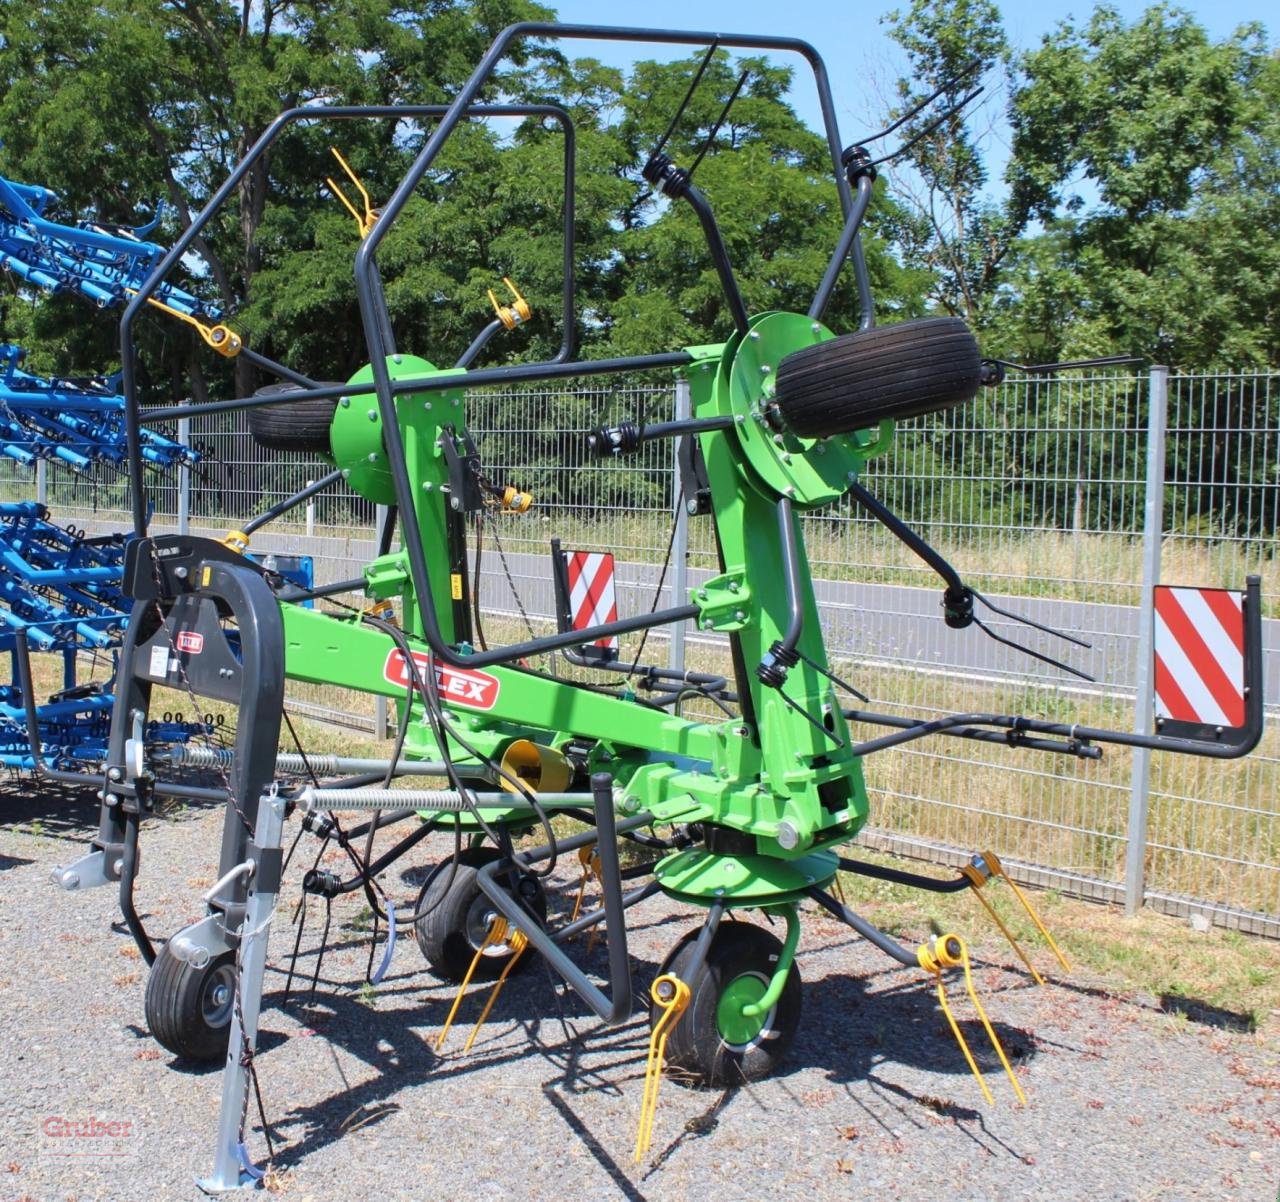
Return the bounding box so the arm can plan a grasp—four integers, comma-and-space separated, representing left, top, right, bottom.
1000, 5, 1278, 368
0, 0, 553, 396
880, 0, 1012, 323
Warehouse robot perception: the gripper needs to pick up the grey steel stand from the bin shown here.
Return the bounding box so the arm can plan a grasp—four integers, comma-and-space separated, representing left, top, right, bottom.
197, 787, 287, 1195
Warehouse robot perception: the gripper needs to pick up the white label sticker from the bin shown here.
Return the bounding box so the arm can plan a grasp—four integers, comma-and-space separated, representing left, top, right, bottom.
149, 646, 169, 679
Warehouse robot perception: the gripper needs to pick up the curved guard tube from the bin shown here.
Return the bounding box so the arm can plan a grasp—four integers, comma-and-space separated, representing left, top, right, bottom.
475, 773, 639, 1024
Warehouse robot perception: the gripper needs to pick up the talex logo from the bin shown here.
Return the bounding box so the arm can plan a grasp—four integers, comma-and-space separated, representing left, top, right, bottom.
382, 649, 500, 710
175, 631, 204, 654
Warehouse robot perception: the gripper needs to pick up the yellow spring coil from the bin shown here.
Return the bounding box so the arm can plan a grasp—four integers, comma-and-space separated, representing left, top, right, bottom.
127, 289, 243, 358
962, 851, 1071, 980
461, 928, 529, 1054
436, 915, 512, 1052
918, 933, 1027, 1106
488, 277, 531, 330
634, 974, 691, 1163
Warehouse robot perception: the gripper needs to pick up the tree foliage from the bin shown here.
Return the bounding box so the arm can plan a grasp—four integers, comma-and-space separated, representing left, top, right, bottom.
998, 5, 1279, 368
0, 0, 1274, 414
879, 0, 1013, 323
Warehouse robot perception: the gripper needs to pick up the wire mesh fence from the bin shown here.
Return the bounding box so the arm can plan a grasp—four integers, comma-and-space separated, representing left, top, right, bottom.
3, 367, 1276, 933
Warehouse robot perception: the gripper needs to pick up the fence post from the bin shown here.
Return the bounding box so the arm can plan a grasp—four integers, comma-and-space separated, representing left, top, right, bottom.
35, 459, 47, 507
668, 377, 690, 676
373, 502, 390, 740
1124, 364, 1168, 916
305, 481, 315, 537
177, 400, 191, 535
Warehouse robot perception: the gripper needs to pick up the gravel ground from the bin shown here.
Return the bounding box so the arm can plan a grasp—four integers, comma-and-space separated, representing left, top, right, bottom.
1, 783, 1277, 1202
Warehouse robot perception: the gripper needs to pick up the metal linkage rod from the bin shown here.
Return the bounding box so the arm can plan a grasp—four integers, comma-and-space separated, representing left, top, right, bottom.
140, 350, 696, 423
809, 171, 876, 322
118, 101, 580, 531
241, 469, 344, 537
295, 786, 598, 812
160, 744, 473, 779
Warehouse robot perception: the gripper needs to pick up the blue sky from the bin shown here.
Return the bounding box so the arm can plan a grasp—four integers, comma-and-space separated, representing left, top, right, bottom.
542, 2, 1274, 149
540, 2, 1273, 205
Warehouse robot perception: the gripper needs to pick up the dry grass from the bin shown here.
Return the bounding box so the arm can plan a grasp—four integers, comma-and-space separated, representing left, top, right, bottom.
834, 846, 1280, 1031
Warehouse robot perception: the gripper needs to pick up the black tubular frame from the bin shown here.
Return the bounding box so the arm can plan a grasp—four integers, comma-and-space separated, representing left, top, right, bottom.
344, 24, 870, 671
476, 773, 645, 1023
118, 26, 878, 674
119, 99, 581, 537
842, 576, 1264, 762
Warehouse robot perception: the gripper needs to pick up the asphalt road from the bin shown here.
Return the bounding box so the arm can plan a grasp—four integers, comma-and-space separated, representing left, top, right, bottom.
92, 518, 1280, 705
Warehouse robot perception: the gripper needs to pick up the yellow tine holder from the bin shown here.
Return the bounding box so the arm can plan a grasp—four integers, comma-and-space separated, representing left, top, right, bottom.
462, 929, 529, 1053
128, 290, 242, 358
569, 846, 599, 924
634, 974, 691, 1163
436, 915, 510, 1052
221, 530, 250, 554
984, 852, 1072, 974
956, 935, 1027, 1105
488, 277, 532, 330
325, 147, 377, 238
570, 847, 604, 952
918, 935, 994, 1106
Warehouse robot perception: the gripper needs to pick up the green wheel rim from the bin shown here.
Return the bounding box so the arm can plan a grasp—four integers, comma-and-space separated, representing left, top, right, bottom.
716, 972, 771, 1048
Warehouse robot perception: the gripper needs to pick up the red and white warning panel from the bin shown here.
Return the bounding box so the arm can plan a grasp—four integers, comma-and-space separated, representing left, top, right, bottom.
1153, 585, 1245, 728
563, 550, 619, 656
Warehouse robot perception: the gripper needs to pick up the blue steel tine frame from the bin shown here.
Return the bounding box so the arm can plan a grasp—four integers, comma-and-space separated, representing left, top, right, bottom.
118, 100, 580, 538
347, 23, 863, 670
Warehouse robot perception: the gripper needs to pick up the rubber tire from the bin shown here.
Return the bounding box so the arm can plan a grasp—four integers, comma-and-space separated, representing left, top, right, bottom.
773, 317, 982, 438
247, 381, 340, 453
654, 920, 802, 1087
413, 847, 547, 983
144, 942, 237, 1063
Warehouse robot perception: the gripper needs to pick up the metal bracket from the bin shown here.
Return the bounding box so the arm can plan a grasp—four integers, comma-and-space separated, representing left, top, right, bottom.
693, 570, 752, 632
677, 430, 712, 516
197, 790, 287, 1195
50, 848, 113, 891
438, 424, 486, 513
168, 913, 236, 971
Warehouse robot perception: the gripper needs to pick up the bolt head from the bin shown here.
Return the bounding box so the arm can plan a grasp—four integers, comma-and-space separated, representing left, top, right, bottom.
367, 409, 378, 421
